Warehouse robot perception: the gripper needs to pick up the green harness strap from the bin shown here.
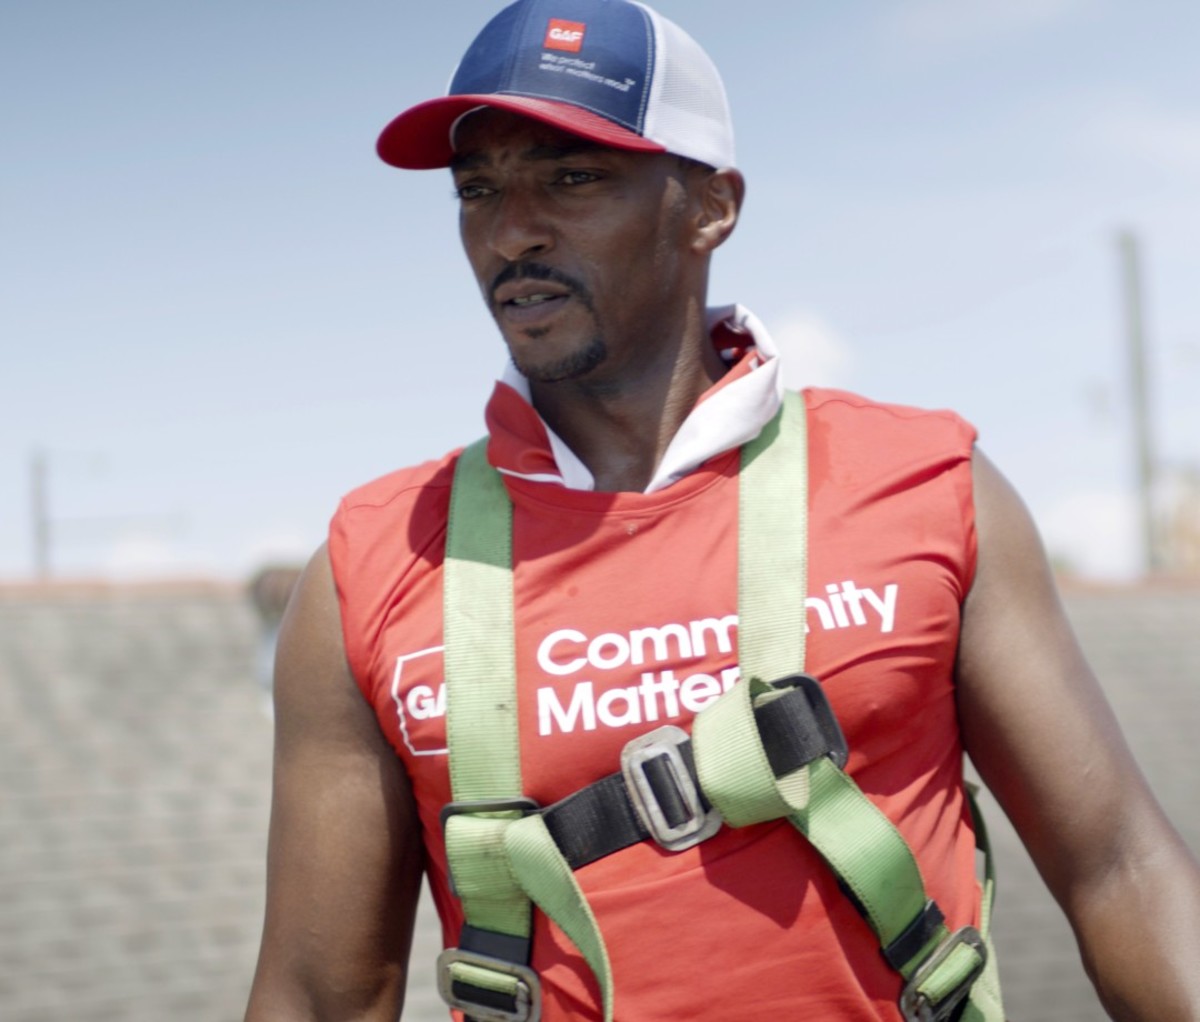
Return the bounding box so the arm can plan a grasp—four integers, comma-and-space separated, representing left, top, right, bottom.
441, 392, 1004, 1022
440, 439, 612, 1020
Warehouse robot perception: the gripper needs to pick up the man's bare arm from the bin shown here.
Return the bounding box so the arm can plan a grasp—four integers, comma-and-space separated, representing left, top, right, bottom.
956, 449, 1200, 1021
245, 544, 424, 1021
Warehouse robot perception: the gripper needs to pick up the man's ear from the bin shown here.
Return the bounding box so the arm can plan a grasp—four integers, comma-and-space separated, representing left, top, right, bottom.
691, 168, 745, 255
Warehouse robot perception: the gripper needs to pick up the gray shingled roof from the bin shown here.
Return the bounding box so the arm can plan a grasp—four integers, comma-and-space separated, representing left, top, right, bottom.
980, 582, 1200, 1022
1, 580, 1197, 1021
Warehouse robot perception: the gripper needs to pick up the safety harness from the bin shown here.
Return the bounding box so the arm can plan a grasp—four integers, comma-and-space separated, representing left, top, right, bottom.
437, 390, 1005, 1022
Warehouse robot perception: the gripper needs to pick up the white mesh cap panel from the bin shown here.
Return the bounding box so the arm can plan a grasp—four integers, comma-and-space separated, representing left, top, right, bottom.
637, 3, 736, 168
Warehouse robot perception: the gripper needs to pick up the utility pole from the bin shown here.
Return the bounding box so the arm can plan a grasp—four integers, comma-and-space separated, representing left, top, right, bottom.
31, 449, 50, 580
1117, 230, 1162, 574
26, 450, 185, 579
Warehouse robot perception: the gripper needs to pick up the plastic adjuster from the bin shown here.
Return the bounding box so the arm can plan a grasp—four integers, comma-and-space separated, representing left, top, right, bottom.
620, 725, 722, 851
437, 947, 542, 1022
762, 674, 849, 770
899, 925, 988, 1022
884, 900, 946, 970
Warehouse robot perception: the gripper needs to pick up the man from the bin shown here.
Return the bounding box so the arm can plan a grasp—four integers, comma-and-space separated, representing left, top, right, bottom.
245, 2, 1200, 1020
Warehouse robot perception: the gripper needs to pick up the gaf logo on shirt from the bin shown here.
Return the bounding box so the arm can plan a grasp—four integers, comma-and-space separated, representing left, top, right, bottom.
391, 645, 448, 756
545, 17, 586, 52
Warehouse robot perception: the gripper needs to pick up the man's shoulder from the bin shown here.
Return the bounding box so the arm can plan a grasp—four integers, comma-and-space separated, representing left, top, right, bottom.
803, 386, 972, 429
330, 447, 470, 561
337, 447, 464, 518
800, 387, 978, 470
328, 446, 470, 587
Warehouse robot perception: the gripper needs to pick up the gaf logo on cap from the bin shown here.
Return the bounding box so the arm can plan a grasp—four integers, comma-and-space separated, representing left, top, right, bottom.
545, 17, 586, 52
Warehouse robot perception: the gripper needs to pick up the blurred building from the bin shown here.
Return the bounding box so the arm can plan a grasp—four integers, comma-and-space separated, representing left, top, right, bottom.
1162, 467, 1200, 575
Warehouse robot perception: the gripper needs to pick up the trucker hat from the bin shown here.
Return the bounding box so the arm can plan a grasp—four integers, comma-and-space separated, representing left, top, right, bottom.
376, 0, 735, 170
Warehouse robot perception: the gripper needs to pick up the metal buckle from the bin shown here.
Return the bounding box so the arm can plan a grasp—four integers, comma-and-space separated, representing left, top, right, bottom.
899, 926, 988, 1022
620, 725, 722, 851
437, 947, 541, 1022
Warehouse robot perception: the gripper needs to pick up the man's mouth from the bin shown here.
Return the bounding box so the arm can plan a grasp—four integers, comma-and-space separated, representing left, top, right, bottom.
490, 264, 589, 326
494, 284, 572, 324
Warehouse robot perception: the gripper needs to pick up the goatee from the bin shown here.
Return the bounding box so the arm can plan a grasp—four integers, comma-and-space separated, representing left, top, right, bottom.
511, 337, 607, 383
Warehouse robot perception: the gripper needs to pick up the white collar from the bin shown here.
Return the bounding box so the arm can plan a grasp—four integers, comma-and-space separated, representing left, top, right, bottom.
497, 304, 784, 493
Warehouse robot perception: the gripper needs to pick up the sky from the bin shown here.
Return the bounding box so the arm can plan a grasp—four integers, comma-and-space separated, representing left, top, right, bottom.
2, 0, 1198, 583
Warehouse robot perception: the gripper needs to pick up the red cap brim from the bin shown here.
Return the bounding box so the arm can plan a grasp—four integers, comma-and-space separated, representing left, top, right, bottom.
376, 94, 666, 169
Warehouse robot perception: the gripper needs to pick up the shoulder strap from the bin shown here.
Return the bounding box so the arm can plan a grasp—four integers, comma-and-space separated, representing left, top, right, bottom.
444, 438, 520, 804
738, 388, 809, 685
699, 391, 1000, 1020
439, 440, 541, 1016
442, 440, 614, 1021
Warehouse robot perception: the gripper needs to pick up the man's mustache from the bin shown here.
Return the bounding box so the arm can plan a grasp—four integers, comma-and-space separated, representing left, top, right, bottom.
489, 262, 594, 308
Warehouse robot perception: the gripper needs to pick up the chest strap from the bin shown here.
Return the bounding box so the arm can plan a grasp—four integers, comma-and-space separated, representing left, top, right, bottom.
438, 391, 1003, 1022
443, 672, 845, 883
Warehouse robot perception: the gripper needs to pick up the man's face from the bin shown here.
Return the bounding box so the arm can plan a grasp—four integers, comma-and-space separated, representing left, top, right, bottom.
450, 108, 700, 386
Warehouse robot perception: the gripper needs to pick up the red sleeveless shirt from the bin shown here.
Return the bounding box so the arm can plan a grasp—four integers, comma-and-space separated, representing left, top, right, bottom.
330, 383, 980, 1021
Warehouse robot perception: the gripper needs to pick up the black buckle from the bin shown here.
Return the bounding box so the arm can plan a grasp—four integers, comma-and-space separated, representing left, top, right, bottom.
620, 725, 722, 851
440, 797, 539, 897
439, 797, 540, 831
899, 926, 987, 1022
436, 946, 541, 1022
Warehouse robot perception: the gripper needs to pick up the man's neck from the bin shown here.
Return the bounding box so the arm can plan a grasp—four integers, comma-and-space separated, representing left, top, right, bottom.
528, 323, 728, 493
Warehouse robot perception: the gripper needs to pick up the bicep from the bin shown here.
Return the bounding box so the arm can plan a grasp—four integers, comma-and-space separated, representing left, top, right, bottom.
246, 544, 424, 1022
955, 450, 1165, 906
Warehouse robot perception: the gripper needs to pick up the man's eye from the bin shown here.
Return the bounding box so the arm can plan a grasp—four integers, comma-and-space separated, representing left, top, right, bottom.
558, 170, 599, 186
454, 183, 492, 201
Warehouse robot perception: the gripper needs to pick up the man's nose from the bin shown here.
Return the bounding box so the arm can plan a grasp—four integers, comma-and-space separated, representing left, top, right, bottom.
487, 187, 554, 262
